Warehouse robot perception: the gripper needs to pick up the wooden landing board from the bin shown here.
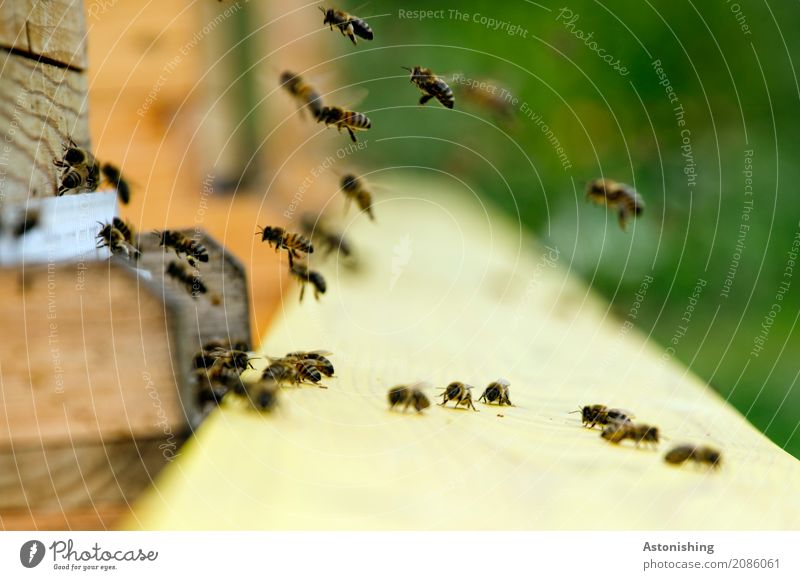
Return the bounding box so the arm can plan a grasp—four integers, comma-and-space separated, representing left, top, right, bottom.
126, 178, 800, 530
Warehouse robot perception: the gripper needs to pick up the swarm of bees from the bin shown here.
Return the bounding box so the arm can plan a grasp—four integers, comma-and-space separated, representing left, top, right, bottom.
586, 178, 644, 231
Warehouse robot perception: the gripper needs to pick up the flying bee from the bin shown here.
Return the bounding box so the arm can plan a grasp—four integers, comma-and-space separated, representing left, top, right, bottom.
279, 70, 324, 121
299, 214, 354, 259
13, 209, 40, 238
100, 162, 131, 205
340, 174, 375, 221
256, 225, 314, 266
403, 66, 455, 109
154, 229, 209, 267
317, 106, 372, 142
454, 76, 515, 120
601, 422, 660, 448
664, 444, 722, 469
54, 138, 100, 195
165, 260, 207, 298
289, 262, 327, 302
96, 218, 140, 260
586, 178, 644, 231
571, 404, 633, 429
284, 350, 334, 377
388, 384, 431, 413
438, 381, 478, 411
319, 6, 373, 45
478, 378, 512, 406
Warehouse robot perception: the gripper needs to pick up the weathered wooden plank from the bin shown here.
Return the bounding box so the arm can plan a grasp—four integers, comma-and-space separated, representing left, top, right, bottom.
0, 0, 87, 70
126, 180, 800, 530
0, 55, 90, 201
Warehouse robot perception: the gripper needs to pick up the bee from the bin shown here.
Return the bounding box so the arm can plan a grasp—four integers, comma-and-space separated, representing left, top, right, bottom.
586, 178, 644, 231
404, 66, 455, 109
388, 384, 431, 413
289, 262, 327, 302
284, 350, 334, 377
438, 381, 478, 411
100, 162, 131, 205
165, 260, 207, 298
207, 347, 255, 374
455, 77, 515, 120
263, 356, 327, 388
317, 106, 372, 142
571, 404, 633, 429
299, 214, 354, 258
96, 218, 141, 260
340, 174, 375, 221
601, 422, 660, 448
13, 209, 40, 238
54, 138, 100, 195
238, 379, 280, 411
193, 339, 250, 370
256, 225, 314, 266
664, 444, 722, 469
319, 6, 373, 45
279, 71, 324, 121
478, 378, 512, 406
154, 230, 209, 267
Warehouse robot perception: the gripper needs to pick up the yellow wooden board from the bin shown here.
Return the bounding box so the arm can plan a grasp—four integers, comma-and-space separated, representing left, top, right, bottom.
125, 177, 800, 529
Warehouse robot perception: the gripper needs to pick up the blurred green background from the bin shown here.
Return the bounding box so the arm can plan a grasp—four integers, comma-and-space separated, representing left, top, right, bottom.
328, 0, 800, 457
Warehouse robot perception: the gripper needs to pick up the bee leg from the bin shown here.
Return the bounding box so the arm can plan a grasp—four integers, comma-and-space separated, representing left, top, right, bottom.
419, 94, 435, 106
618, 208, 628, 231
346, 127, 357, 142
299, 284, 306, 303
288, 252, 294, 268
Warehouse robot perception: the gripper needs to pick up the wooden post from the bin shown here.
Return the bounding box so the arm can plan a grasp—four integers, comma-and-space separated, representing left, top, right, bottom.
0, 3, 253, 530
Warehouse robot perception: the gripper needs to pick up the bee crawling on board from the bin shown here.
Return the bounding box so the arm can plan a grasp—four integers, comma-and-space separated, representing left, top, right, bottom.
256, 225, 314, 267
262, 355, 329, 388
317, 105, 372, 142
478, 378, 513, 406
403, 66, 455, 109
54, 137, 100, 195
585, 178, 644, 231
154, 230, 210, 267
319, 6, 373, 45
388, 383, 431, 414
165, 260, 207, 298
571, 404, 633, 429
439, 381, 478, 411
289, 261, 327, 302
284, 350, 335, 378
601, 422, 660, 449
279, 70, 324, 121
339, 173, 375, 221
664, 444, 722, 470
96, 218, 141, 260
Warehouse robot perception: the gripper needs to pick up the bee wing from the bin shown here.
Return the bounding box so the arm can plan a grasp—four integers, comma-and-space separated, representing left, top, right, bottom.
494, 378, 511, 387
325, 87, 369, 110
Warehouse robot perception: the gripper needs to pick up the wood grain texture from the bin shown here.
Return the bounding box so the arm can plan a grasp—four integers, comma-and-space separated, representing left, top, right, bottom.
0, 260, 180, 446
0, 54, 90, 201
126, 179, 800, 530
0, 0, 87, 69
0, 436, 184, 514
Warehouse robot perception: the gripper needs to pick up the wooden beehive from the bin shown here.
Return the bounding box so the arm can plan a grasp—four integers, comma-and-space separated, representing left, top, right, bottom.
0, 2, 251, 529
